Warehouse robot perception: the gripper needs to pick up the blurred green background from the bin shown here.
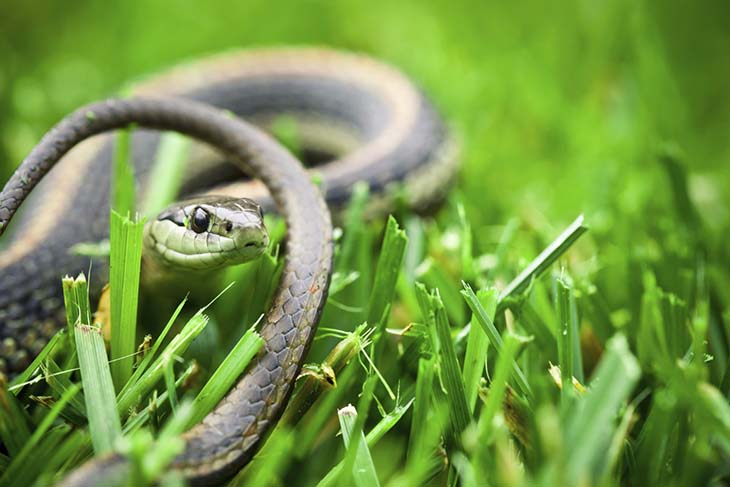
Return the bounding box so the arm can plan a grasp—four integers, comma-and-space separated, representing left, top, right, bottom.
1, 0, 728, 227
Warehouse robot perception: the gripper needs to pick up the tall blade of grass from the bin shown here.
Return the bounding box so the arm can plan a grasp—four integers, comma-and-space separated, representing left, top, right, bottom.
415, 283, 470, 437
568, 283, 584, 383
463, 288, 496, 412
338, 376, 377, 486
60, 273, 92, 374
565, 334, 640, 484
186, 326, 263, 428
318, 399, 412, 487
462, 283, 531, 397
408, 356, 435, 462
555, 276, 581, 402
338, 400, 380, 487
498, 215, 588, 305
367, 216, 407, 331
109, 211, 145, 390
462, 283, 503, 348
112, 127, 135, 216
62, 274, 91, 340
75, 323, 122, 454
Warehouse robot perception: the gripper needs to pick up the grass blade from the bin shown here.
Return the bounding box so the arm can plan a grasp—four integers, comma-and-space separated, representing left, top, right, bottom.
499, 215, 588, 304
9, 331, 66, 393
117, 310, 208, 415
62, 274, 91, 340
416, 283, 471, 437
367, 215, 407, 330
120, 297, 187, 395
339, 375, 377, 486
109, 211, 145, 390
338, 400, 380, 487
186, 326, 263, 428
319, 399, 412, 487
462, 283, 531, 397
463, 288, 496, 412
75, 323, 122, 454
408, 357, 435, 462
565, 334, 640, 484
555, 276, 582, 401
112, 126, 135, 216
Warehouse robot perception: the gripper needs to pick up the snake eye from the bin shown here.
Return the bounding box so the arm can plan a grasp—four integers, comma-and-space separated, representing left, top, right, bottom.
191, 207, 209, 233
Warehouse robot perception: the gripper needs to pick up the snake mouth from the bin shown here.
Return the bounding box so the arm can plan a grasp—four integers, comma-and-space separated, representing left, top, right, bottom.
149, 233, 269, 270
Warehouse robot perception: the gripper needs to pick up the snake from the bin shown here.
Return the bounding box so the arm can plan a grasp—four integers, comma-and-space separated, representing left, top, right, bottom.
0, 48, 458, 485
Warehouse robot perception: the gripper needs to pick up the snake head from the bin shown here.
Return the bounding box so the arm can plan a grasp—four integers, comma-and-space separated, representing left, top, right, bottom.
145, 196, 269, 270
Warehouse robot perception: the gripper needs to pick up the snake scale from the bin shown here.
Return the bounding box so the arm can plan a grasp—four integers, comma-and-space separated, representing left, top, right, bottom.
0, 48, 458, 485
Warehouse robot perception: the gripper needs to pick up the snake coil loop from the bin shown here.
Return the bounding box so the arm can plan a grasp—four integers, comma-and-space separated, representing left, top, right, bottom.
0, 48, 457, 485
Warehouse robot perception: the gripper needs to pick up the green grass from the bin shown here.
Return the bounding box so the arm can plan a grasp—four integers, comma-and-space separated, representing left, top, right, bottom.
2, 0, 730, 486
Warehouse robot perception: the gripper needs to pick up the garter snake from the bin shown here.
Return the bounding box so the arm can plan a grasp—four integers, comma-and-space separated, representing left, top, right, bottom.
0, 48, 458, 485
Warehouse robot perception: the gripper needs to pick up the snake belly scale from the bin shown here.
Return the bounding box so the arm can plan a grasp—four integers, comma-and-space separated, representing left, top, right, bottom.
0, 48, 458, 485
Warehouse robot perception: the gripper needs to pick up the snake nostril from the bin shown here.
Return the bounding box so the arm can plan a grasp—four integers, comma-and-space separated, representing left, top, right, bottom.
226, 222, 233, 232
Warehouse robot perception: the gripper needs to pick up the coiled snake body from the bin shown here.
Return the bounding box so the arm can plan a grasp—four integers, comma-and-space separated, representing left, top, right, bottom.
0, 48, 457, 485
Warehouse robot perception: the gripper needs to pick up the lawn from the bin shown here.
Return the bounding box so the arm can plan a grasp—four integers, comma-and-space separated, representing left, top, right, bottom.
1, 1, 729, 486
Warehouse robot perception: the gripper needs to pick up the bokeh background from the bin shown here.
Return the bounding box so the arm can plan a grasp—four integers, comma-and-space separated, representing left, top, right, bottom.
1, 0, 728, 225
